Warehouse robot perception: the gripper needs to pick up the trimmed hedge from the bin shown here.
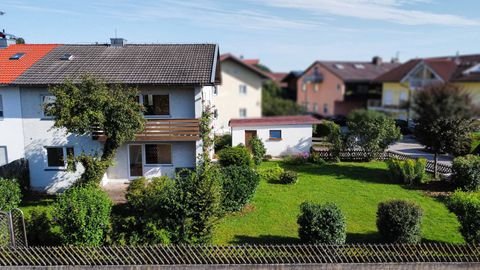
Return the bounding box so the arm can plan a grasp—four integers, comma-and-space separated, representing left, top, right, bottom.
376, 200, 423, 243
220, 166, 260, 212
386, 158, 426, 185
279, 171, 299, 184
452, 155, 480, 192
218, 146, 253, 168
0, 178, 22, 211
447, 191, 480, 244
297, 202, 346, 244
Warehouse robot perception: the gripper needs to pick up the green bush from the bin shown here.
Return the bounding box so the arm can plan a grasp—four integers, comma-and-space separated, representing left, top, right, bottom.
376, 200, 423, 243
452, 155, 480, 192
0, 178, 22, 211
54, 185, 112, 246
218, 145, 253, 167
283, 153, 309, 165
297, 202, 346, 244
258, 165, 284, 183
279, 171, 299, 184
447, 191, 480, 244
76, 154, 111, 186
314, 123, 331, 137
250, 137, 266, 166
220, 166, 260, 212
24, 208, 60, 246
386, 158, 426, 185
214, 134, 232, 153
309, 152, 326, 165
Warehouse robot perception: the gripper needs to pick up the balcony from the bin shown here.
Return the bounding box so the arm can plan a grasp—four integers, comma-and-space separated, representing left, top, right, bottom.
93, 118, 200, 142
368, 100, 409, 113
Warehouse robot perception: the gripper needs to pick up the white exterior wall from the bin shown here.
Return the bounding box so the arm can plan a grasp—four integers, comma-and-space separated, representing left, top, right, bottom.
231, 124, 313, 157
20, 87, 103, 193
214, 60, 263, 134
0, 87, 25, 163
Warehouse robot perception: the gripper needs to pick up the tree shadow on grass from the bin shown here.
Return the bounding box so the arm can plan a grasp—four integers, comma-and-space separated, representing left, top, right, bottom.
346, 232, 382, 243
231, 235, 300, 245
279, 162, 393, 185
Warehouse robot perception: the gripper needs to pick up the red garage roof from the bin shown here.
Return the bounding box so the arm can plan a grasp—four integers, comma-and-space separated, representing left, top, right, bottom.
0, 44, 59, 84
229, 115, 321, 127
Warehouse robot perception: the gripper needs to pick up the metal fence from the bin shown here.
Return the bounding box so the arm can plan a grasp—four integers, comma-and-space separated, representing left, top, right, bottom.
0, 209, 28, 248
311, 149, 452, 174
0, 244, 479, 266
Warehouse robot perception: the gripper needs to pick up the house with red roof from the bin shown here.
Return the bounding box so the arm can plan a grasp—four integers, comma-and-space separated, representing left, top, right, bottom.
372, 54, 480, 121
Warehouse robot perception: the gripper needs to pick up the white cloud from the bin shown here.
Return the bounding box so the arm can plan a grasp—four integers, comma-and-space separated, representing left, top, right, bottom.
258, 0, 479, 26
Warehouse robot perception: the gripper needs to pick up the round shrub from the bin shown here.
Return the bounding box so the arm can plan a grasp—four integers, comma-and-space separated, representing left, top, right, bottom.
386, 158, 426, 185
54, 185, 112, 246
376, 200, 423, 243
279, 171, 298, 184
214, 134, 232, 153
220, 166, 260, 212
0, 178, 22, 211
258, 165, 284, 183
297, 201, 346, 244
250, 137, 266, 166
447, 191, 480, 244
218, 145, 253, 167
452, 155, 480, 192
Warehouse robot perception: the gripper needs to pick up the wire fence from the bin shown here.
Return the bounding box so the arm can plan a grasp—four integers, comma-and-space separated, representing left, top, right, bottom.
0, 209, 28, 248
0, 244, 479, 266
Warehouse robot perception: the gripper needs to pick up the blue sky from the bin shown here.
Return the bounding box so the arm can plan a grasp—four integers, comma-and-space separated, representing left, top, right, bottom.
2, 0, 480, 71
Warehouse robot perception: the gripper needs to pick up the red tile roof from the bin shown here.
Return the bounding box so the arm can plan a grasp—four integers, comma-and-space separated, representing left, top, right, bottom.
243, 59, 260, 65
229, 115, 321, 127
0, 44, 59, 84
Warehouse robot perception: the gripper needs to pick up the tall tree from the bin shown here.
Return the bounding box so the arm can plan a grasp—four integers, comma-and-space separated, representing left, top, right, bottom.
413, 83, 478, 177
48, 75, 145, 184
262, 80, 303, 116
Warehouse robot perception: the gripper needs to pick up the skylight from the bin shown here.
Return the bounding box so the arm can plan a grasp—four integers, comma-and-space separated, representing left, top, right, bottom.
60, 53, 74, 61
334, 64, 344, 70
9, 52, 25, 60
354, 64, 365, 69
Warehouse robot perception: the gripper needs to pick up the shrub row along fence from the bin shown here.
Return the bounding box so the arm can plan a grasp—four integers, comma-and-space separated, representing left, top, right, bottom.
311, 149, 452, 175
0, 244, 479, 266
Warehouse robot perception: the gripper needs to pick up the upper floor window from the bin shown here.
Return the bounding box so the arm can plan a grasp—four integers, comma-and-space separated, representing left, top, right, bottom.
0, 146, 7, 166
46, 146, 74, 169
42, 95, 56, 118
313, 103, 319, 112
239, 108, 247, 118
302, 83, 307, 92
0, 95, 3, 118
239, 84, 247, 95
142, 94, 170, 116
314, 84, 318, 92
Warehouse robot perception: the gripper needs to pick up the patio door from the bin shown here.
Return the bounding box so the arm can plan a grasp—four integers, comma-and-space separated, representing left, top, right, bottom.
129, 145, 143, 177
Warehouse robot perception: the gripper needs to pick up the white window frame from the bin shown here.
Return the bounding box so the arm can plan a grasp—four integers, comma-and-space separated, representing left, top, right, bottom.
41, 95, 56, 119
127, 144, 174, 178
0, 146, 7, 166
144, 143, 173, 166
239, 84, 247, 95
239, 108, 247, 118
138, 93, 172, 119
383, 90, 394, 106
45, 146, 74, 170
128, 144, 143, 178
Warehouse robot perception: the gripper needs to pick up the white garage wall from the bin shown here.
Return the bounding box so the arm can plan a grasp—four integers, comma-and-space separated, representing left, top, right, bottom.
231, 124, 313, 157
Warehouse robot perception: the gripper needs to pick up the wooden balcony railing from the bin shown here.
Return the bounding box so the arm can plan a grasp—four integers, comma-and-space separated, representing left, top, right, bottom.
93, 118, 200, 142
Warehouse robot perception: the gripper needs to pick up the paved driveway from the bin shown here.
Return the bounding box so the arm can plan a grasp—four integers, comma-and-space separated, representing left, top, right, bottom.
388, 135, 453, 165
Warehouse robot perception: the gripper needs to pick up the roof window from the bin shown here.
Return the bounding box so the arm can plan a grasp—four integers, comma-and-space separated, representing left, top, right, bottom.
354, 64, 365, 69
9, 52, 25, 60
334, 64, 344, 70
60, 53, 74, 61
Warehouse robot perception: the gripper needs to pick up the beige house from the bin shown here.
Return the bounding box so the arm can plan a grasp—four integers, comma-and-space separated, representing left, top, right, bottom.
215, 54, 270, 134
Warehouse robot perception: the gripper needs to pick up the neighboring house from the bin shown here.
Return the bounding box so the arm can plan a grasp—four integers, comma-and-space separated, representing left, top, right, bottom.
215, 54, 270, 134
373, 54, 480, 121
0, 39, 221, 193
230, 115, 321, 157
297, 57, 400, 117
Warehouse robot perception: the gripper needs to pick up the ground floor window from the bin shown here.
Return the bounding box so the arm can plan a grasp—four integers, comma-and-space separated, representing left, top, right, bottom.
145, 144, 172, 165
46, 146, 74, 169
0, 146, 7, 166
269, 130, 282, 140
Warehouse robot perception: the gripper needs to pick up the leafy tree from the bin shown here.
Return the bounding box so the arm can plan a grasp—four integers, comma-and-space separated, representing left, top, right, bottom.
346, 110, 401, 160
323, 121, 343, 159
413, 84, 478, 177
15, 37, 25, 44
48, 75, 145, 184
250, 136, 266, 165
262, 81, 303, 116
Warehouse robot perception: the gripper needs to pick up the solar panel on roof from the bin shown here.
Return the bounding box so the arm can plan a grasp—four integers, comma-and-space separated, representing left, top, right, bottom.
9, 52, 25, 60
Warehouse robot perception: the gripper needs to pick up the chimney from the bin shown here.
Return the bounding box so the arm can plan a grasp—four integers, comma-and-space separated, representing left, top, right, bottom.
110, 38, 126, 47
372, 56, 383, 66
0, 30, 16, 49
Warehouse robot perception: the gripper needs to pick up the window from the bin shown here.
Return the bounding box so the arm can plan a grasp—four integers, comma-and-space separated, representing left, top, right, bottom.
60, 53, 74, 61
145, 144, 172, 165
0, 146, 7, 166
313, 103, 318, 112
0, 95, 3, 118
323, 103, 329, 114
354, 64, 365, 69
213, 86, 218, 96
213, 109, 218, 119
239, 84, 247, 95
42, 95, 56, 118
334, 64, 344, 69
46, 146, 74, 168
142, 94, 170, 116
399, 92, 408, 102
313, 84, 318, 92
337, 84, 342, 91
269, 130, 282, 140
384, 90, 393, 106
9, 52, 25, 60
302, 83, 306, 92
239, 108, 247, 118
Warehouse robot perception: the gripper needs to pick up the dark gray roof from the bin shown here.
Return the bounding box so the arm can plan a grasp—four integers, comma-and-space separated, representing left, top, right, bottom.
319, 61, 400, 82
13, 44, 220, 85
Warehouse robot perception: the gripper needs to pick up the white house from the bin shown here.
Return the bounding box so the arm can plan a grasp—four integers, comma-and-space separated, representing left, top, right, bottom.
214, 54, 270, 134
230, 115, 321, 157
0, 40, 221, 193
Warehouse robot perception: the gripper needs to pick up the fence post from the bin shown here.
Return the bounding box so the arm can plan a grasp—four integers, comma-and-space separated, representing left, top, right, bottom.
7, 212, 15, 248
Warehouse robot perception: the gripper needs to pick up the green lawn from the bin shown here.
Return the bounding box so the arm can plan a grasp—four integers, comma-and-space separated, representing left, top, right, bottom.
213, 161, 463, 245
